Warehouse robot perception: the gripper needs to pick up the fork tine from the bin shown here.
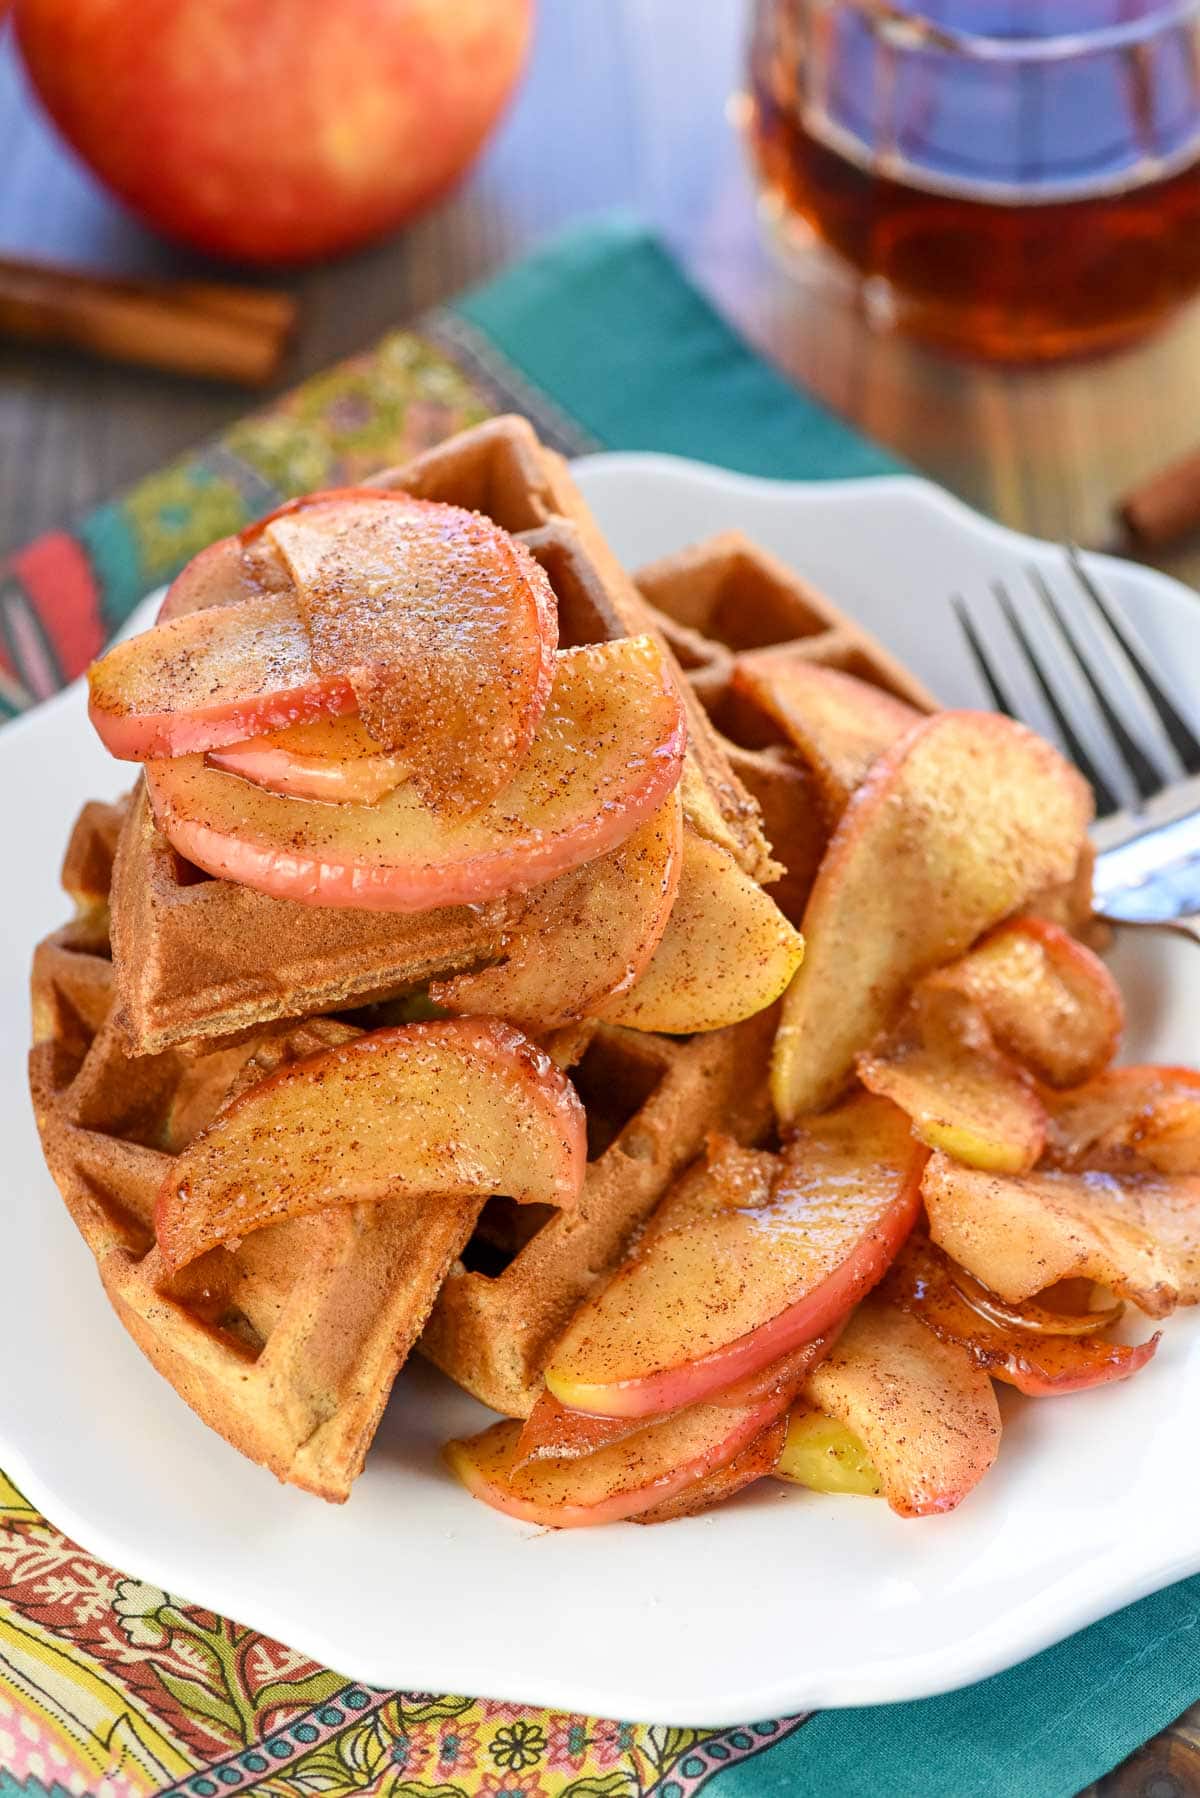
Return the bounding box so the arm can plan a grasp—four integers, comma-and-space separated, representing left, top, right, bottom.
951, 595, 1018, 716
1067, 546, 1200, 777
990, 581, 1120, 817
1027, 565, 1167, 804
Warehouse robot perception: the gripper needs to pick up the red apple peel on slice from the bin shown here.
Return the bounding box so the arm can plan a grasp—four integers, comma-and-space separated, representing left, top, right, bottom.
145, 636, 686, 912
155, 1019, 586, 1274
445, 1392, 790, 1529
543, 1094, 926, 1420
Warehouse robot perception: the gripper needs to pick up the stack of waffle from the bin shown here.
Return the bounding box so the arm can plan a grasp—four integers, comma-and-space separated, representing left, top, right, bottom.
31, 415, 1036, 1505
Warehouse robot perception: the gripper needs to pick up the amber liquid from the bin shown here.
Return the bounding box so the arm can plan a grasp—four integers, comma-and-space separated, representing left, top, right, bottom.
748, 2, 1200, 361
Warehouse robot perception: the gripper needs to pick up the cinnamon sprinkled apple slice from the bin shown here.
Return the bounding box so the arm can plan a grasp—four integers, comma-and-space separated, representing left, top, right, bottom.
431, 793, 683, 1030
263, 493, 557, 811
145, 635, 686, 912
921, 1152, 1183, 1317
444, 1393, 789, 1529
89, 594, 360, 760
803, 1299, 1001, 1516
926, 916, 1123, 1090
857, 988, 1047, 1175
543, 1094, 924, 1420
155, 1020, 586, 1274
884, 1233, 1160, 1396
94, 490, 558, 812
602, 828, 804, 1034
771, 711, 1093, 1126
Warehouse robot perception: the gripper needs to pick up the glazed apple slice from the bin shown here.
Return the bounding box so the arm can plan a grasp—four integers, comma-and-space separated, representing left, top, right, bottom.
926, 916, 1123, 1089
207, 716, 411, 804
601, 828, 804, 1034
857, 990, 1046, 1175
99, 490, 558, 810
803, 1299, 1002, 1517
771, 711, 1092, 1125
431, 794, 683, 1030
145, 635, 686, 911
154, 1019, 587, 1274
89, 594, 360, 760
444, 1391, 787, 1529
1044, 1066, 1200, 1175
515, 1333, 834, 1470
731, 652, 922, 823
636, 1417, 790, 1523
883, 1233, 1161, 1395
263, 494, 557, 810
921, 1151, 1182, 1316
543, 1094, 925, 1420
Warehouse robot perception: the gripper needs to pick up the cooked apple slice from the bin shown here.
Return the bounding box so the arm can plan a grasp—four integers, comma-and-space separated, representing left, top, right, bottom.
543, 1094, 925, 1419
516, 1332, 834, 1470
921, 1151, 1182, 1316
602, 828, 804, 1034
146, 636, 686, 911
731, 652, 922, 823
1045, 1066, 1200, 1176
431, 795, 682, 1030
774, 1408, 882, 1497
101, 490, 558, 810
637, 1417, 789, 1523
771, 712, 1093, 1125
884, 1233, 1161, 1395
263, 494, 557, 811
444, 1391, 787, 1529
857, 990, 1046, 1175
89, 594, 360, 760
155, 1020, 586, 1274
926, 916, 1123, 1089
207, 716, 410, 804
804, 1299, 1001, 1516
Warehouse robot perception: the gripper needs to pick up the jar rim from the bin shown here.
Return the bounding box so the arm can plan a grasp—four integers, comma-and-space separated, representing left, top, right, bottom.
842, 0, 1200, 62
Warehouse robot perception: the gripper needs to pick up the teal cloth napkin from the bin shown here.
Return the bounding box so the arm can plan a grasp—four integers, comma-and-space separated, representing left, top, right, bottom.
2, 214, 1194, 1797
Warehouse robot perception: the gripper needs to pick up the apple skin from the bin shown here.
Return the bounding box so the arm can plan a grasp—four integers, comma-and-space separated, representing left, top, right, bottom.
544, 1099, 926, 1420
444, 1391, 788, 1529
884, 1233, 1161, 1397
15, 0, 532, 265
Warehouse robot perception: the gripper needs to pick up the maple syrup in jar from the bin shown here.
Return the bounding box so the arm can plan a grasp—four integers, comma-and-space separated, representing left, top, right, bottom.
747, 0, 1200, 360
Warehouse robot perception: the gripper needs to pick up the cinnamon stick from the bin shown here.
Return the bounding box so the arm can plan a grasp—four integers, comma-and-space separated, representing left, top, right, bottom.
1117, 445, 1200, 553
0, 255, 296, 386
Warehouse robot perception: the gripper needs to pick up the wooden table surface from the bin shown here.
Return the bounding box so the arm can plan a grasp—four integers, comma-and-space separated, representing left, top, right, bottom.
1, 4, 1197, 1789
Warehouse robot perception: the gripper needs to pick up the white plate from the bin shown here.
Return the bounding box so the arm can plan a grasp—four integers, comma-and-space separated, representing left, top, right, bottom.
3, 460, 1200, 1727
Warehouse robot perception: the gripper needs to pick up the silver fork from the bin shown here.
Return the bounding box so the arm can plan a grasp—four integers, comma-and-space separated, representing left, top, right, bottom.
951, 547, 1200, 942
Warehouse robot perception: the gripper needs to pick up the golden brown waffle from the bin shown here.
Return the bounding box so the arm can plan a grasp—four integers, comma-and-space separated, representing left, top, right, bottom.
636, 531, 939, 924
420, 1005, 778, 1418
33, 801, 484, 1502
112, 418, 775, 1056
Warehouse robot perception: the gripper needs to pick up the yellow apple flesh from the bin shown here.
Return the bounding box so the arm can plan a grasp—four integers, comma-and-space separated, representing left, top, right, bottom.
602, 828, 804, 1034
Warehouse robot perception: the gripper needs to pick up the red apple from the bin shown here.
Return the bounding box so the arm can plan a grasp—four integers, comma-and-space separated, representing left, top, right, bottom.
15, 0, 532, 266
